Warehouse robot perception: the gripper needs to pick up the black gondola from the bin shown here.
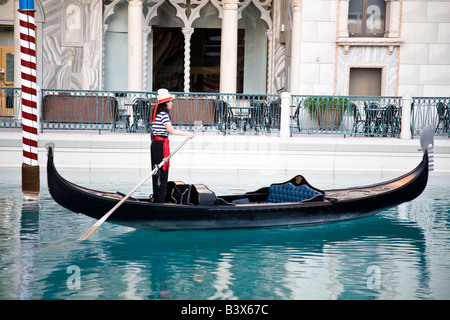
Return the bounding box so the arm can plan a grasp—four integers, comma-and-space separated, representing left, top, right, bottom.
46, 127, 434, 231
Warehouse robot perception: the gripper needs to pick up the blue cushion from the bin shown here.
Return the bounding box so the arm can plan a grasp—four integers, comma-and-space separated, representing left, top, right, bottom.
267, 183, 322, 203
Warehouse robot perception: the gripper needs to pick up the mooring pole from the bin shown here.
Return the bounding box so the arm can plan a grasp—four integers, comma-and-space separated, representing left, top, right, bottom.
19, 0, 39, 198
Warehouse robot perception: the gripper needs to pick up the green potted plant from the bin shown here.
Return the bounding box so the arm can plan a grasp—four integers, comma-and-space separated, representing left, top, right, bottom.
304, 96, 350, 130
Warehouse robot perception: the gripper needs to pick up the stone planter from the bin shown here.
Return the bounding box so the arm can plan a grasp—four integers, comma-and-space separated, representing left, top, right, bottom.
317, 107, 344, 130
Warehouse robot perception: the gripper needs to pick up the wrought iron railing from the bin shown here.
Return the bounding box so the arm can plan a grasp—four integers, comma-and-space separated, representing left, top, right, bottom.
201, 93, 281, 135
291, 95, 402, 137
39, 90, 282, 134
412, 97, 450, 137
0, 87, 449, 137
40, 89, 154, 132
0, 87, 22, 128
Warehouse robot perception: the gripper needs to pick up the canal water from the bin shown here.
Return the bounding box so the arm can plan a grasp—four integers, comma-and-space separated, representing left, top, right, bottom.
1, 166, 449, 300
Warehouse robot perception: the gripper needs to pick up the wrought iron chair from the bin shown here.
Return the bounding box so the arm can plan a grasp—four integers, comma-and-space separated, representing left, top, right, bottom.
214, 99, 234, 133
350, 103, 364, 136
131, 98, 151, 132
364, 102, 382, 136
249, 99, 267, 132
266, 98, 281, 132
435, 102, 449, 134
112, 98, 130, 131
382, 104, 401, 137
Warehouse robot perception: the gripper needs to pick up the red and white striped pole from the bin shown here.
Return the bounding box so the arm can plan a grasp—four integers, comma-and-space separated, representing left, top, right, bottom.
19, 0, 39, 196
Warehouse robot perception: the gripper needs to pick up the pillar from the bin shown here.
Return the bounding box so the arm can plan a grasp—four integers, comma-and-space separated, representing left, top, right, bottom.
289, 0, 302, 95
182, 27, 194, 93
219, 0, 239, 94
14, 0, 21, 89
280, 92, 291, 138
127, 0, 143, 92
400, 94, 412, 139
19, 0, 39, 197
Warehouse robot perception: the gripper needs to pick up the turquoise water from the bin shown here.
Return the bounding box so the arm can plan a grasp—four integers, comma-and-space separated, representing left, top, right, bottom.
1, 167, 450, 300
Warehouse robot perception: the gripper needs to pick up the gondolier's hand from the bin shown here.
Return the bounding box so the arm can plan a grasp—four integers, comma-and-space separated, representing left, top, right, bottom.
169, 128, 195, 138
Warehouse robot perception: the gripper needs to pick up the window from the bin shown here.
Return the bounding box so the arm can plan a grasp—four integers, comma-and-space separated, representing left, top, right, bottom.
349, 68, 382, 96
348, 0, 385, 37
153, 27, 184, 92
344, 63, 389, 95
61, 0, 83, 47
153, 27, 245, 93
190, 28, 244, 93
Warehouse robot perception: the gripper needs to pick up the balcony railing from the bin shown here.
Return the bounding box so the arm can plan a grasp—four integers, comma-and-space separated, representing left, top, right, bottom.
412, 97, 450, 137
0, 87, 448, 138
0, 87, 22, 128
291, 95, 402, 137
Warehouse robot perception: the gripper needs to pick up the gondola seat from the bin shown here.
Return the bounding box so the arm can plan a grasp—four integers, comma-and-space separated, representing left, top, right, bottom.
165, 181, 218, 206
267, 183, 324, 203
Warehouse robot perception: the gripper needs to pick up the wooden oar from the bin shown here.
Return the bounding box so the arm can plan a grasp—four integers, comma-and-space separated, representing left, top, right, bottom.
77, 124, 203, 241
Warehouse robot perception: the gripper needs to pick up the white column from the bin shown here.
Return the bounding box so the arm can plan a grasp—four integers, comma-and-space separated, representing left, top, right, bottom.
142, 26, 152, 91
400, 94, 412, 139
289, 0, 302, 95
266, 29, 274, 94
219, 0, 239, 94
182, 27, 194, 93
280, 92, 291, 138
14, 0, 21, 88
127, 0, 143, 92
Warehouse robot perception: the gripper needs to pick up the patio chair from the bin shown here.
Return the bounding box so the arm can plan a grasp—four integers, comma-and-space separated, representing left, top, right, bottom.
267, 98, 281, 132
112, 98, 130, 131
382, 104, 401, 137
435, 102, 449, 134
351, 103, 364, 136
249, 99, 267, 132
132, 98, 151, 132
364, 102, 382, 136
214, 99, 234, 133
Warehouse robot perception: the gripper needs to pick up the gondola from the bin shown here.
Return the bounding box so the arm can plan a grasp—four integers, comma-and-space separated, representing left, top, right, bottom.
46, 127, 434, 231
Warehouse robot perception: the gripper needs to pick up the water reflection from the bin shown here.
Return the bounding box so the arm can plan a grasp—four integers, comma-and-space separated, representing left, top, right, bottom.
0, 168, 449, 299
210, 253, 236, 300
0, 192, 39, 300
17, 201, 39, 300
39, 213, 431, 300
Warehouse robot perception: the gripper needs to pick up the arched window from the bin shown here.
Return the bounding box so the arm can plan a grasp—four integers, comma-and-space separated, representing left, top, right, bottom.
61, 0, 83, 47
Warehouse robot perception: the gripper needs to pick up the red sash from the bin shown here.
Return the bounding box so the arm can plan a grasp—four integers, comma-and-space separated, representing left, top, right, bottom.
153, 136, 170, 172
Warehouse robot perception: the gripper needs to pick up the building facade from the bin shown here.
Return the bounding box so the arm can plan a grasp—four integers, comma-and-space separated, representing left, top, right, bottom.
0, 0, 449, 97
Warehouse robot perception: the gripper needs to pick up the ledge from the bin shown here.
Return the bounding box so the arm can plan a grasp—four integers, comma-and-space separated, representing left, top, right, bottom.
337, 37, 404, 55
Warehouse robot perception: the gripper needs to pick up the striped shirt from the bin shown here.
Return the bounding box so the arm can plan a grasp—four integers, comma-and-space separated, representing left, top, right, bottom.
152, 111, 171, 137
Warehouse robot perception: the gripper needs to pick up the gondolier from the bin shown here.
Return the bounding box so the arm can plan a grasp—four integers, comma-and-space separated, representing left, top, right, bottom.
151, 89, 194, 202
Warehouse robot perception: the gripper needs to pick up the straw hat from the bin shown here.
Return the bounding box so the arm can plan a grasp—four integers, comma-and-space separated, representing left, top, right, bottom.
152, 89, 175, 122
157, 88, 174, 104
